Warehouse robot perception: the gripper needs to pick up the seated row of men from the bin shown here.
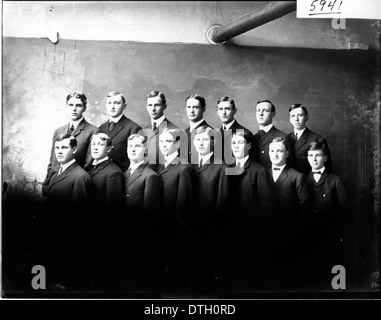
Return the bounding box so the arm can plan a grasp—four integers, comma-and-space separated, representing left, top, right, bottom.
42, 127, 349, 224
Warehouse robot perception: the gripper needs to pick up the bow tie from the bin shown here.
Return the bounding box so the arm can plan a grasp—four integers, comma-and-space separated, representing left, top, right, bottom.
273, 167, 281, 171
312, 171, 322, 175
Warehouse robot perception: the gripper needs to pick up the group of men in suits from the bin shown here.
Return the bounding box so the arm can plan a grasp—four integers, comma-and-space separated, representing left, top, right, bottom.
41, 90, 350, 292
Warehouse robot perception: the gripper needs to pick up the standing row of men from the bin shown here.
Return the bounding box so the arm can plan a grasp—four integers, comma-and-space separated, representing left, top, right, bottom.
40, 90, 350, 292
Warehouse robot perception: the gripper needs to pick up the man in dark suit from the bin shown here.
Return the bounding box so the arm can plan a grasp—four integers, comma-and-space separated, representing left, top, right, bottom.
98, 91, 141, 172
286, 103, 332, 175
124, 133, 162, 289
216, 96, 254, 165
125, 133, 162, 215
253, 99, 287, 170
184, 94, 212, 164
42, 133, 91, 290
143, 90, 178, 171
304, 141, 349, 286
267, 137, 313, 287
226, 131, 279, 288
45, 91, 98, 182
157, 128, 198, 290
89, 133, 125, 214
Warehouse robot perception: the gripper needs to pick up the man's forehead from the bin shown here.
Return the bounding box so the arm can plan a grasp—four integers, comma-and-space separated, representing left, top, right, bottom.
290, 108, 305, 115
256, 102, 272, 110
269, 141, 285, 149
186, 98, 201, 107
308, 150, 323, 154
55, 138, 71, 146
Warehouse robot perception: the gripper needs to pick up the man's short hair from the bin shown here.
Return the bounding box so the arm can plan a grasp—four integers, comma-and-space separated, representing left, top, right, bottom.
160, 128, 182, 142
307, 140, 329, 157
270, 136, 290, 152
185, 93, 206, 108
128, 133, 148, 146
217, 96, 236, 109
194, 126, 213, 136
91, 133, 113, 147
257, 99, 275, 112
289, 103, 309, 116
146, 91, 166, 106
55, 133, 77, 148
232, 130, 252, 144
107, 91, 126, 105
66, 92, 87, 108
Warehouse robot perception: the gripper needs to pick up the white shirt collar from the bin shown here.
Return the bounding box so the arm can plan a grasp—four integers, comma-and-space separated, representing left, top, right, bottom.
313, 166, 325, 174
223, 119, 236, 130
152, 114, 166, 127
92, 156, 109, 166
259, 123, 274, 133
129, 160, 145, 173
236, 155, 249, 168
272, 163, 287, 172
190, 119, 205, 132
199, 152, 213, 165
60, 159, 76, 173
110, 113, 124, 124
164, 150, 179, 167
70, 117, 84, 130
294, 127, 307, 137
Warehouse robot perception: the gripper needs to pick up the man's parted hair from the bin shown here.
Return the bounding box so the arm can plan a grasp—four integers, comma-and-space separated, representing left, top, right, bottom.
66, 92, 87, 108
217, 96, 236, 109
257, 99, 275, 112
55, 133, 77, 148
128, 133, 148, 146
146, 91, 167, 106
91, 133, 113, 147
107, 91, 126, 105
270, 136, 290, 152
307, 140, 329, 157
289, 103, 308, 116
185, 93, 206, 108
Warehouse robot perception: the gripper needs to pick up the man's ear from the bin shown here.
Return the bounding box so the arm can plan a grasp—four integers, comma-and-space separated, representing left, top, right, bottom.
247, 142, 251, 151
233, 108, 237, 116
72, 146, 77, 154
163, 104, 167, 111
106, 146, 113, 154
286, 150, 289, 158
323, 155, 328, 163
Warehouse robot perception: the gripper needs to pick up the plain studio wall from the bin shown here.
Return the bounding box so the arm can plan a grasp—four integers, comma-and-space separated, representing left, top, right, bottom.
2, 36, 380, 290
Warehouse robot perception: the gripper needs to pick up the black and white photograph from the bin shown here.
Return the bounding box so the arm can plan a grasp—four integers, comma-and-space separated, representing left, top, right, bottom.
1, 1, 380, 301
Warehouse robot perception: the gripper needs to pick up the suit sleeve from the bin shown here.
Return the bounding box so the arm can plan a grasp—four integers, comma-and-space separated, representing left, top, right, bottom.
216, 167, 230, 215
84, 127, 100, 171
72, 173, 91, 213
143, 174, 162, 214
257, 168, 279, 214
105, 170, 125, 211
45, 130, 59, 182
176, 165, 197, 224
295, 174, 313, 214
335, 176, 350, 213
322, 137, 333, 172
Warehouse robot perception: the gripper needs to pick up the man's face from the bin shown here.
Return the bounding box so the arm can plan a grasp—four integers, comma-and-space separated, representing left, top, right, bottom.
67, 97, 86, 122
307, 149, 327, 171
256, 102, 275, 126
216, 101, 236, 125
127, 137, 146, 163
231, 135, 250, 160
146, 96, 166, 120
193, 131, 212, 157
55, 138, 76, 165
91, 135, 111, 160
106, 95, 126, 119
269, 141, 288, 167
186, 98, 205, 123
159, 132, 179, 157
289, 107, 308, 130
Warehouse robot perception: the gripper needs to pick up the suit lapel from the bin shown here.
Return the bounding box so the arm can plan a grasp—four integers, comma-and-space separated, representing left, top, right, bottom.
126, 163, 145, 187
48, 162, 77, 191
276, 166, 289, 186
72, 119, 86, 137
90, 160, 110, 177
315, 170, 327, 187
108, 116, 125, 139
296, 128, 310, 150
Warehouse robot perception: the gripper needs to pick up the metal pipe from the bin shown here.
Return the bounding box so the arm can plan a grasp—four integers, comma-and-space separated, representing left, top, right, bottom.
207, 1, 297, 44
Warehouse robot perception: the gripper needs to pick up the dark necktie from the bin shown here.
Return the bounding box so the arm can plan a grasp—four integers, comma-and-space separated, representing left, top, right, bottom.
312, 171, 321, 175
258, 130, 266, 139
152, 122, 157, 132
273, 167, 280, 171
125, 168, 132, 179
109, 121, 116, 132
199, 158, 203, 168
68, 124, 74, 134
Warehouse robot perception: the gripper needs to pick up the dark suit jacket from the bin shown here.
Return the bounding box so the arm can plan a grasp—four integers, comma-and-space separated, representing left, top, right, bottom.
89, 159, 125, 214
306, 170, 349, 217
219, 120, 254, 166
143, 118, 178, 171
286, 127, 332, 175
227, 158, 279, 215
43, 162, 91, 215
192, 156, 229, 216
156, 156, 197, 225
253, 125, 287, 170
268, 165, 312, 215
98, 115, 142, 172
185, 119, 212, 164
125, 162, 162, 215
45, 118, 99, 181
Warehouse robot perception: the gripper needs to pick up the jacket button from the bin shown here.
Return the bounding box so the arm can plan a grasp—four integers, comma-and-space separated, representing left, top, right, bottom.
323, 194, 326, 197
261, 151, 265, 154
126, 194, 130, 198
